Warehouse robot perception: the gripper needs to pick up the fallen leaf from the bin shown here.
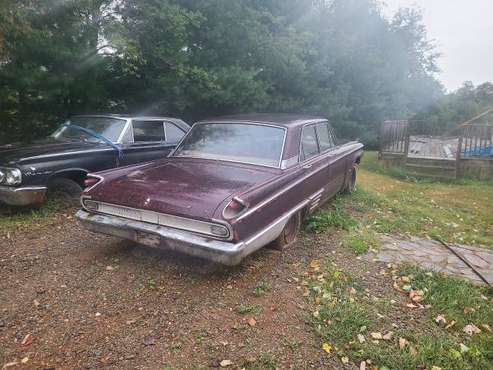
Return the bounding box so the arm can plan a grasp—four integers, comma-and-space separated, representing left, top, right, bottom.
370, 332, 382, 340
406, 303, 417, 308
105, 266, 114, 271
382, 331, 393, 340
463, 307, 476, 314
21, 357, 29, 364
445, 320, 456, 330
220, 359, 233, 367
349, 287, 357, 295
431, 367, 442, 370
409, 345, 418, 357
392, 282, 403, 292
401, 276, 411, 283
398, 337, 408, 349
341, 356, 349, 364
481, 324, 492, 332
21, 333, 34, 346
310, 260, 321, 271
359, 361, 366, 370
409, 290, 424, 303
322, 342, 332, 353
33, 299, 40, 307
357, 334, 366, 343
248, 317, 257, 327
2, 361, 19, 369
463, 324, 481, 336
435, 314, 447, 327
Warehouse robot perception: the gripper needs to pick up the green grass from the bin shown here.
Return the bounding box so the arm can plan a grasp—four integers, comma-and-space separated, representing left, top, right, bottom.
309, 260, 493, 370
253, 280, 271, 297
307, 152, 493, 249
237, 304, 263, 315
0, 199, 64, 231
398, 265, 493, 329
342, 228, 378, 255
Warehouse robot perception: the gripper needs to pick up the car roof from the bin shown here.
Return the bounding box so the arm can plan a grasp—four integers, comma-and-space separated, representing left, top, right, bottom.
71, 114, 190, 128
198, 113, 327, 128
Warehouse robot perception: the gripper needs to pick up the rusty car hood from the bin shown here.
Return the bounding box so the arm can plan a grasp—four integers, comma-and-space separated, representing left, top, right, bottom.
88, 158, 279, 220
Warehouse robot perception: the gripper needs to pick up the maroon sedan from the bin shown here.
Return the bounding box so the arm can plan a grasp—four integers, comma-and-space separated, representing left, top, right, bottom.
76, 114, 363, 265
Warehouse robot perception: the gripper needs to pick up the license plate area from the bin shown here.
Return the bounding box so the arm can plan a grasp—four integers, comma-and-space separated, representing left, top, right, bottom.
135, 231, 161, 248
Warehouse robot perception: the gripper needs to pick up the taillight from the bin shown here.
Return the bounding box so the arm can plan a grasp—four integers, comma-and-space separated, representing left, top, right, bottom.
84, 175, 102, 189
223, 197, 247, 219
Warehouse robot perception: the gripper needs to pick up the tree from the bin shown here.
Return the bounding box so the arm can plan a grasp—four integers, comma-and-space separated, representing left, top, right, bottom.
0, 0, 446, 147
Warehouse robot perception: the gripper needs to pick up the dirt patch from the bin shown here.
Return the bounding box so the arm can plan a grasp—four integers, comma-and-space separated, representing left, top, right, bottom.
0, 210, 344, 369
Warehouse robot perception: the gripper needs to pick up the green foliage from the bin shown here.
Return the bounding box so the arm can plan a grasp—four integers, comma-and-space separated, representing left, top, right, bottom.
413, 82, 493, 133
0, 0, 444, 145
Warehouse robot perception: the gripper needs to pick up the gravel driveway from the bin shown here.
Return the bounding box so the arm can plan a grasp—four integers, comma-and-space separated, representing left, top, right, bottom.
0, 209, 342, 369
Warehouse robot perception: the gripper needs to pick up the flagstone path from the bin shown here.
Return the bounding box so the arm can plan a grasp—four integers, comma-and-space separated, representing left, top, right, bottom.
368, 235, 493, 286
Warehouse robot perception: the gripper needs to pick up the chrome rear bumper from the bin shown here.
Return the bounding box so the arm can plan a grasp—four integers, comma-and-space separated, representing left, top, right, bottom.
76, 205, 303, 265
0, 186, 47, 206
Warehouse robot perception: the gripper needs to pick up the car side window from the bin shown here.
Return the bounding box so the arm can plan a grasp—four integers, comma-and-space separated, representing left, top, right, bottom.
132, 121, 165, 142
301, 125, 320, 161
316, 122, 335, 152
165, 122, 186, 143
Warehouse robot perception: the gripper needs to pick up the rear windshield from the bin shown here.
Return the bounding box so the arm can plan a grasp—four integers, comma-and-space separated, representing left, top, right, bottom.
173, 123, 285, 167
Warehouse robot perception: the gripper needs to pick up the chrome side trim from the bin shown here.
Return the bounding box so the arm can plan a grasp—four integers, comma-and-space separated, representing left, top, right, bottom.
23, 148, 116, 162
236, 143, 363, 221
1, 186, 48, 192
82, 173, 104, 192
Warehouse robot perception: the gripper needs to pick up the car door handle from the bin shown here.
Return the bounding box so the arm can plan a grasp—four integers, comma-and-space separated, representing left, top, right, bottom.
302, 164, 313, 169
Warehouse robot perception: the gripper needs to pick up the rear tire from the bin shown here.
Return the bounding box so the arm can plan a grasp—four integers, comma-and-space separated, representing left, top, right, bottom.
270, 212, 301, 251
343, 166, 357, 194
47, 178, 83, 202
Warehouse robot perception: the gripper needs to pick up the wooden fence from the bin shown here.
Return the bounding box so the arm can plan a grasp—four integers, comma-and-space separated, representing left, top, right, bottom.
379, 121, 493, 180
380, 120, 408, 154
459, 124, 493, 158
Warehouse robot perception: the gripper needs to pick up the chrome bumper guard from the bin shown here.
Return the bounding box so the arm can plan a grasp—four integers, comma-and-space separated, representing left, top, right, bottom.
76, 202, 306, 265
0, 186, 47, 206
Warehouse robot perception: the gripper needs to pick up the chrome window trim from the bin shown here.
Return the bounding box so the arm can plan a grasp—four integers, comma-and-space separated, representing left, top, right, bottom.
57, 116, 128, 144
171, 122, 287, 169
130, 119, 167, 144
299, 121, 339, 163
299, 122, 321, 163
80, 196, 233, 240
117, 118, 133, 144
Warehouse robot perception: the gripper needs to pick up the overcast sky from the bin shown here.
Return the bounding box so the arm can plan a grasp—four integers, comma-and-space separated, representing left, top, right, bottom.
382, 0, 493, 91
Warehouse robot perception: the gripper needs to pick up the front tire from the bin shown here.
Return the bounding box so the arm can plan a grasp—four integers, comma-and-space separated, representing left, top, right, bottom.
270, 212, 301, 251
47, 178, 83, 201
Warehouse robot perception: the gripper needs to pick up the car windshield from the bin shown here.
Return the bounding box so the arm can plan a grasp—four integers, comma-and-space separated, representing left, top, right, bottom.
52, 117, 127, 143
173, 123, 285, 167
